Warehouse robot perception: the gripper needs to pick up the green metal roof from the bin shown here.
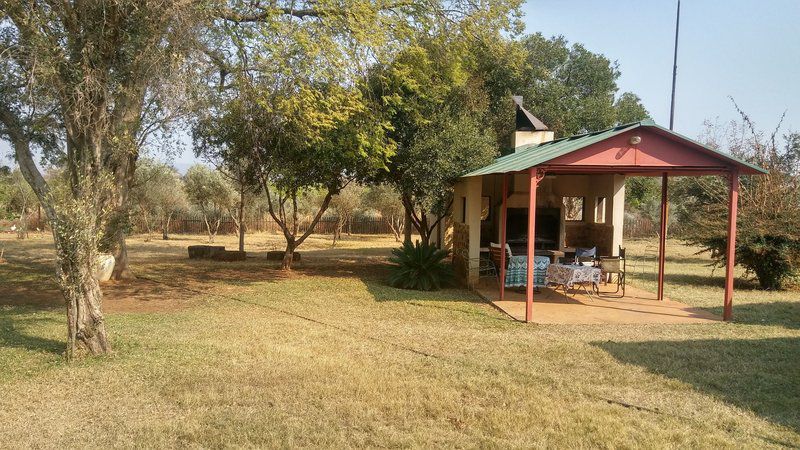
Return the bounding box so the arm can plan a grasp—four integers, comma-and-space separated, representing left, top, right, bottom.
462, 119, 768, 177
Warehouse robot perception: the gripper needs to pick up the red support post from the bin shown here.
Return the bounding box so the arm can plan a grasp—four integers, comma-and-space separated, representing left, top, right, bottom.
723, 170, 739, 321
525, 168, 539, 322
499, 174, 508, 301
657, 172, 668, 301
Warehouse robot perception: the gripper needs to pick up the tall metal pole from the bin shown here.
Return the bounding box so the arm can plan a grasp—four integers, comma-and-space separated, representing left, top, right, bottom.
669, 0, 681, 130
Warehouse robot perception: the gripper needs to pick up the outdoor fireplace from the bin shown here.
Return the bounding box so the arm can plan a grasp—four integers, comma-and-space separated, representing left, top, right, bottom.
506, 207, 560, 254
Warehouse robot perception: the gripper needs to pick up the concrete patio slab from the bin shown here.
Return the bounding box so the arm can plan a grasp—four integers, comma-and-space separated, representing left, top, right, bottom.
475, 282, 720, 324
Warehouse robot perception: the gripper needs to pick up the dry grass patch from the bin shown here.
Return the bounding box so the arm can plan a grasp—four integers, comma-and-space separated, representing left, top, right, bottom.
0, 233, 798, 447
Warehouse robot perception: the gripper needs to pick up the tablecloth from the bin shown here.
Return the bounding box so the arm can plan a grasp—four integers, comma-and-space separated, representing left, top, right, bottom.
546, 264, 602, 289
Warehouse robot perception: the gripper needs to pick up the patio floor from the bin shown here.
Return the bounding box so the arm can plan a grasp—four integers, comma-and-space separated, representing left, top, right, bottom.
475, 281, 720, 324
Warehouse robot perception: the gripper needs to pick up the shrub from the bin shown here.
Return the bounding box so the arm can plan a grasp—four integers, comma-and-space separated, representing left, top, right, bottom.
388, 241, 453, 290
677, 110, 800, 290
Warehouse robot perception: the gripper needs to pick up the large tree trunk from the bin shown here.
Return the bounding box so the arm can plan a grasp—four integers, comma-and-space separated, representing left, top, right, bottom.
281, 241, 295, 270
56, 240, 112, 359
238, 188, 245, 252
107, 179, 135, 280
2, 91, 113, 360
162, 212, 172, 240
111, 230, 135, 280
403, 208, 412, 244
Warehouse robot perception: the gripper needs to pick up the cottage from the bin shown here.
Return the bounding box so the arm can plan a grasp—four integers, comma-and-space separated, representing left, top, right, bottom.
450, 97, 766, 323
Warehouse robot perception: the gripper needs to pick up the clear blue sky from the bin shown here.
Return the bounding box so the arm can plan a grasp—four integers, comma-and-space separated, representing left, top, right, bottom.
522, 0, 799, 138
3, 0, 798, 171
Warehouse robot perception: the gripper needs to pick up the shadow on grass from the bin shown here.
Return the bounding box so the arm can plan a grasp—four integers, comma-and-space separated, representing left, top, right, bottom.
0, 312, 63, 354
595, 337, 800, 433
700, 301, 800, 330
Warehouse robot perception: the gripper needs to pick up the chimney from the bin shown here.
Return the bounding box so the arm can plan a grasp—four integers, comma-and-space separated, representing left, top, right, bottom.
512, 96, 554, 151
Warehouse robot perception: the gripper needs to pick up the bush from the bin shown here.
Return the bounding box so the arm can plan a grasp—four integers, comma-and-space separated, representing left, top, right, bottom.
676, 112, 800, 290
388, 241, 453, 290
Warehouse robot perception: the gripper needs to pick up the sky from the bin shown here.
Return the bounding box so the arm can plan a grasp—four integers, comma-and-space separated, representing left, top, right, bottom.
522, 0, 799, 137
2, 0, 798, 172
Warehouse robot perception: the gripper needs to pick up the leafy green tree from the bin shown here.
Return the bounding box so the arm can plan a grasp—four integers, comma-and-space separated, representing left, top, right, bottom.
0, 0, 204, 356
518, 34, 650, 135
3, 0, 506, 356
677, 110, 800, 289
370, 38, 498, 244
615, 92, 651, 125
130, 159, 188, 240
474, 34, 650, 145
183, 165, 236, 243
364, 184, 406, 241
330, 183, 366, 245
625, 177, 661, 220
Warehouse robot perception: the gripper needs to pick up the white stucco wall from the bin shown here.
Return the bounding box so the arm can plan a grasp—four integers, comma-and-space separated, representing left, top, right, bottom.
512, 131, 555, 149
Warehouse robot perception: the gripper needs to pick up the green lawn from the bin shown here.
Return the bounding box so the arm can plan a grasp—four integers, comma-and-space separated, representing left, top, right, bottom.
1, 233, 798, 448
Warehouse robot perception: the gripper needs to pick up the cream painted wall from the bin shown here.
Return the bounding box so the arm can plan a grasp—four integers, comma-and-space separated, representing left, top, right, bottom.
478, 173, 626, 256
511, 131, 555, 149
611, 174, 626, 255
452, 177, 483, 284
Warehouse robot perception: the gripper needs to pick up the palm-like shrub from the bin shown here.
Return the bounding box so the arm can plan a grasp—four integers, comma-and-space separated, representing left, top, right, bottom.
388, 241, 453, 290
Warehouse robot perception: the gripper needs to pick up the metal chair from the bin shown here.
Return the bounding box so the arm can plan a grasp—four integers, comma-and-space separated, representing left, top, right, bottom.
453, 247, 496, 289
598, 246, 626, 297
574, 247, 597, 266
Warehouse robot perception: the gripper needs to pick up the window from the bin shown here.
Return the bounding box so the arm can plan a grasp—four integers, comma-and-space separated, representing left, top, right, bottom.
563, 197, 585, 222
595, 197, 607, 223
461, 197, 467, 223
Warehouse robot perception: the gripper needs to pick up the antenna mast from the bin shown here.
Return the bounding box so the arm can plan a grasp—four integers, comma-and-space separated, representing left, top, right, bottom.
669, 0, 681, 130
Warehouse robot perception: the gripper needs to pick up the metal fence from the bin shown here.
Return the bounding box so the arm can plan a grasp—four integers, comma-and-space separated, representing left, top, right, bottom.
135, 215, 395, 236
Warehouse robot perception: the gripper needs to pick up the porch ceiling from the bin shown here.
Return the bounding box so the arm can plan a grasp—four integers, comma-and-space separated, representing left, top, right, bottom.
462, 119, 767, 178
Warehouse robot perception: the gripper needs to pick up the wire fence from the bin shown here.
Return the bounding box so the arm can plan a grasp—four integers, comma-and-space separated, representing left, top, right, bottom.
134, 215, 396, 236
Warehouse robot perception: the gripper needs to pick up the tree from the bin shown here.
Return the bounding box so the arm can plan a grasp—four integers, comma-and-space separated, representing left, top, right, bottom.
1, 0, 521, 357
191, 123, 261, 252
472, 34, 650, 145
370, 38, 498, 244
223, 163, 259, 253
625, 177, 661, 220
677, 109, 800, 289
517, 34, 649, 135
330, 183, 365, 244
364, 184, 405, 241
615, 92, 650, 125
183, 165, 235, 243
130, 159, 188, 240
0, 167, 10, 219
8, 169, 37, 238
0, 0, 202, 357
244, 85, 390, 269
